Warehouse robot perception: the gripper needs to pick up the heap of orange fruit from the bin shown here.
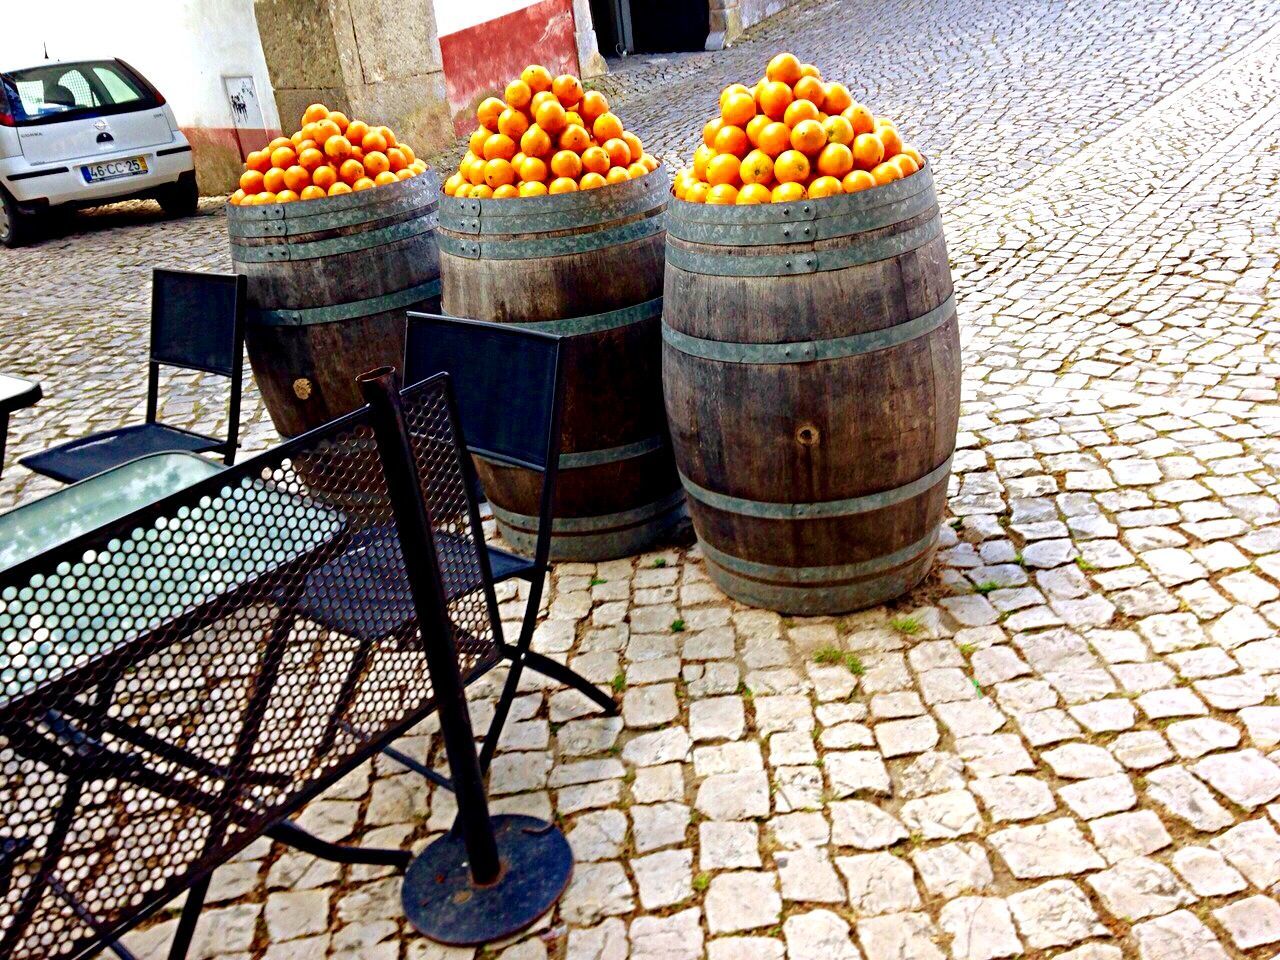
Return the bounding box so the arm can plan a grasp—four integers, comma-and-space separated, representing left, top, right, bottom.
444, 65, 659, 198
674, 53, 924, 205
229, 104, 429, 206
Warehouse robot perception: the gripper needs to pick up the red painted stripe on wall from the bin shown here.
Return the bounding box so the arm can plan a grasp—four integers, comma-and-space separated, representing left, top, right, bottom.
181, 125, 282, 161
440, 0, 580, 135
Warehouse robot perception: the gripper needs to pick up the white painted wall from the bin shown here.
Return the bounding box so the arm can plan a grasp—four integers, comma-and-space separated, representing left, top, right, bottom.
432, 0, 542, 37
0, 0, 280, 134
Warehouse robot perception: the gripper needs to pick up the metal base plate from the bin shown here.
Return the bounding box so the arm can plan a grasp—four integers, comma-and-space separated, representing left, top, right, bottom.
401, 814, 573, 946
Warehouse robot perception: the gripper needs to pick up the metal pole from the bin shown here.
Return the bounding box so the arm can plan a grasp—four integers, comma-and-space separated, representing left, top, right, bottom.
358, 366, 501, 885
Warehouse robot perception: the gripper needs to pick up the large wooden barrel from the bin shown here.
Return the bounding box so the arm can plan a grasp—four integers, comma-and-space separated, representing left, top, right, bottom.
662, 163, 960, 614
436, 169, 683, 561
227, 172, 441, 437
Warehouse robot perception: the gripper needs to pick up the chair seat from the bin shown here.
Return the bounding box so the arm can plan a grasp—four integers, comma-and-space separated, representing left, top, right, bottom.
297, 524, 535, 642
21, 424, 223, 484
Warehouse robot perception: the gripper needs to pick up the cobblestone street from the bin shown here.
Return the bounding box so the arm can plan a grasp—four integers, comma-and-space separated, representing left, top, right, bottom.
3, 0, 1280, 957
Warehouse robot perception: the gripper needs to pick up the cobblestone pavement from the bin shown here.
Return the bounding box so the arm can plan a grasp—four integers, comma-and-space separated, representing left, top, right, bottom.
3, 0, 1280, 958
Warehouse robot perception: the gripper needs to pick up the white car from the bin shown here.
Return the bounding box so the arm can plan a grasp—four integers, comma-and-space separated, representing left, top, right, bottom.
0, 58, 197, 247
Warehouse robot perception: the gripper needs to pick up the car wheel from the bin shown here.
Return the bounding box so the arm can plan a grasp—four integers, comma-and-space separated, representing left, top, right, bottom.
159, 175, 200, 218
0, 190, 37, 248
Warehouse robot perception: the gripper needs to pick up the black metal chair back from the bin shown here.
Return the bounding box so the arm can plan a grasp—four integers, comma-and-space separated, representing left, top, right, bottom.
0, 373, 501, 960
147, 269, 246, 458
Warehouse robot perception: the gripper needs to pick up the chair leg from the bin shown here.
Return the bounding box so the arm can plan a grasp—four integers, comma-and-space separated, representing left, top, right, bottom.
47, 877, 140, 960
520, 649, 618, 715
166, 873, 209, 960
266, 820, 412, 870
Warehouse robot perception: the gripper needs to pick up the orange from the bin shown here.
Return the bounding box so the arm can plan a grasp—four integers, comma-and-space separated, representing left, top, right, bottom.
520, 125, 553, 158
493, 184, 519, 198
552, 74, 584, 106
295, 138, 318, 154
842, 104, 875, 135
816, 142, 853, 177
706, 153, 741, 186
263, 168, 287, 193
283, 165, 311, 191
605, 166, 630, 184
746, 114, 771, 146
597, 138, 626, 168
822, 115, 854, 147
685, 181, 710, 203
469, 127, 490, 155
722, 91, 756, 127
396, 168, 415, 180
793, 76, 825, 106
807, 175, 842, 198
298, 147, 325, 172
581, 145, 610, 175
531, 90, 558, 115
519, 180, 549, 196
300, 185, 327, 201
470, 184, 494, 198
444, 173, 466, 195
852, 133, 884, 170
484, 158, 516, 188
498, 108, 529, 138
364, 151, 390, 176
483, 134, 517, 161
361, 130, 389, 154
903, 146, 924, 168
550, 149, 583, 179
871, 161, 901, 186
641, 152, 660, 172
737, 183, 772, 204
519, 156, 548, 182
719, 83, 752, 115
783, 99, 820, 127
771, 181, 805, 202
693, 143, 716, 179
623, 161, 645, 179
374, 170, 399, 186
323, 135, 352, 162
400, 144, 416, 164
315, 119, 342, 143
703, 117, 725, 149
290, 130, 305, 146
228, 189, 246, 206
275, 189, 299, 203
774, 150, 810, 183
580, 171, 607, 190
757, 80, 794, 120
673, 169, 694, 199
301, 121, 322, 144
579, 90, 609, 123
622, 131, 645, 163
239, 169, 265, 194
327, 111, 349, 132
800, 63, 821, 78
740, 149, 774, 185
312, 165, 338, 190
505, 79, 532, 109
766, 52, 803, 85
303, 103, 330, 124
878, 124, 903, 157
268, 136, 293, 152
521, 64, 554, 93
328, 182, 352, 196
465, 157, 487, 185
386, 147, 408, 172
254, 192, 276, 205
559, 125, 591, 153
757, 121, 791, 158
706, 183, 738, 205
823, 82, 853, 114
478, 97, 506, 132
593, 112, 624, 142
713, 125, 750, 158
246, 149, 271, 173
339, 158, 366, 185
790, 119, 827, 156
548, 176, 578, 194
535, 100, 567, 134
892, 153, 919, 177
350, 145, 366, 164
346, 120, 370, 145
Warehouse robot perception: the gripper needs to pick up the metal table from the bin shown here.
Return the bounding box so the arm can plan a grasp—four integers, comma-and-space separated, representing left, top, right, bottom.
0, 374, 41, 478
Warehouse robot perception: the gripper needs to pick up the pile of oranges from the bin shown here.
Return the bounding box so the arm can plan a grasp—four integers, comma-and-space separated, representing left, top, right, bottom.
674, 53, 924, 205
444, 65, 659, 198
229, 104, 429, 206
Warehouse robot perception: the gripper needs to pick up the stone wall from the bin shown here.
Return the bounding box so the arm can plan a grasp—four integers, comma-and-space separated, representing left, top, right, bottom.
708, 0, 801, 48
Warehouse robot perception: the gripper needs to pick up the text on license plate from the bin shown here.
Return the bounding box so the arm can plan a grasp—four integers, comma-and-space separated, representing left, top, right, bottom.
82, 157, 148, 183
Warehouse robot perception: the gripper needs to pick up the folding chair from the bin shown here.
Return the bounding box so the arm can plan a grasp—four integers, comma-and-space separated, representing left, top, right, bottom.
22, 269, 246, 483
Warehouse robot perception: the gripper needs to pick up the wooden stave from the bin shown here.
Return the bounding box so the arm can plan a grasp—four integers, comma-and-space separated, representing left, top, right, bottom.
662, 168, 960, 613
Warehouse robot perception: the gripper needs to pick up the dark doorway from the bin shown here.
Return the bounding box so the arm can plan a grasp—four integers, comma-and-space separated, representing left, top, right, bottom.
589, 0, 709, 54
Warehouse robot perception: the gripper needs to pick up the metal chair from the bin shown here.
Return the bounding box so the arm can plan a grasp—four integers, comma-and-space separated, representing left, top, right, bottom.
21, 269, 246, 484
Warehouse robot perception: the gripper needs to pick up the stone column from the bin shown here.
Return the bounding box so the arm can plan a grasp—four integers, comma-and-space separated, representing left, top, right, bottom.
572, 0, 609, 78
706, 0, 743, 50
253, 0, 453, 157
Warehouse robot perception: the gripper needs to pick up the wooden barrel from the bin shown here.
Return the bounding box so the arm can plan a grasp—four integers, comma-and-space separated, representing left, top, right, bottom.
226, 172, 441, 438
436, 168, 683, 561
662, 163, 960, 614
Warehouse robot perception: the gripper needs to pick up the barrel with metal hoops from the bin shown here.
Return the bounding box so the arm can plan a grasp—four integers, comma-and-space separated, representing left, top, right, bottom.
226, 171, 442, 439
662, 162, 960, 614
436, 167, 683, 561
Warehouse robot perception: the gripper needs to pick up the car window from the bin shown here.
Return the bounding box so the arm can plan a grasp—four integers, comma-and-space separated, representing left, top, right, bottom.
1, 60, 156, 126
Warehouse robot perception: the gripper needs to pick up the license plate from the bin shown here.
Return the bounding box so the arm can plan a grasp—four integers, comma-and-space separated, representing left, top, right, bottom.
82, 156, 148, 183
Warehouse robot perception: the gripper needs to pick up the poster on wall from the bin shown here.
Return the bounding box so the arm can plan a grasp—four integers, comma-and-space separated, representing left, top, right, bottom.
223, 76, 266, 161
